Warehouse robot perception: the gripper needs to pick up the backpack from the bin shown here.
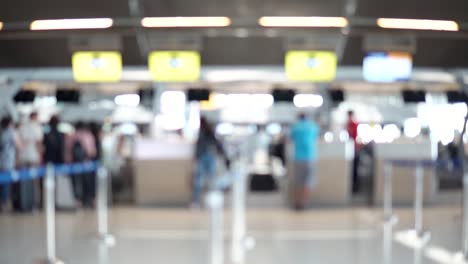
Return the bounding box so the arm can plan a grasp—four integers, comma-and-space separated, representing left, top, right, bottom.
72, 140, 87, 162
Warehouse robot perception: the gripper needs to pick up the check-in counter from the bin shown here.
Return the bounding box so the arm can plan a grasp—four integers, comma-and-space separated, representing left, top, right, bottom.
373, 140, 438, 205
133, 139, 193, 206
286, 141, 354, 206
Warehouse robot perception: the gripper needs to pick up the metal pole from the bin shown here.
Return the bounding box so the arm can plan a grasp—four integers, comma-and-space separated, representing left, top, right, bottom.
463, 171, 468, 258
231, 161, 246, 264
97, 167, 115, 246
382, 222, 393, 264
383, 162, 393, 223
40, 164, 64, 264
414, 164, 424, 236
206, 190, 224, 264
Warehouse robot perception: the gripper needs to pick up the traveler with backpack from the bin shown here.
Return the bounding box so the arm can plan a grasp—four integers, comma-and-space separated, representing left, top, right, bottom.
0, 117, 20, 212
65, 121, 96, 208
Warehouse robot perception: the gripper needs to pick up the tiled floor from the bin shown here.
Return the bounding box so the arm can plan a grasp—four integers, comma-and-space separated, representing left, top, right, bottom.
0, 205, 466, 264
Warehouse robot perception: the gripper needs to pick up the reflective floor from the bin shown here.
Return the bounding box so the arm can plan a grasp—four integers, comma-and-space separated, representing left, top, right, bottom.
0, 206, 465, 264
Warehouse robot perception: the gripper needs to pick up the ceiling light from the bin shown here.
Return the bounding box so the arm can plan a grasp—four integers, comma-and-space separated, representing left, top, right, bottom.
141, 17, 231, 28
258, 16, 348, 28
377, 18, 459, 31
30, 18, 113, 31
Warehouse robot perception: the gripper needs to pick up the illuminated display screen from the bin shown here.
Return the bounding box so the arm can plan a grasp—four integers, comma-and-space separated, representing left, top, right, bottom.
363, 52, 412, 82
72, 51, 122, 82
148, 51, 201, 82
285, 51, 337, 82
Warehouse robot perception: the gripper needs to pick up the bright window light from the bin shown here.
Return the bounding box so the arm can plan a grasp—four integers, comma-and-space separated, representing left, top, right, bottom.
114, 94, 140, 107
259, 16, 348, 28
252, 94, 274, 108
118, 123, 138, 135
382, 124, 401, 143
293, 94, 324, 108
160, 91, 186, 114
30, 18, 113, 30
155, 114, 185, 131
266, 123, 282, 135
324, 132, 334, 143
216, 123, 234, 135
141, 17, 231, 28
377, 18, 459, 31
404, 118, 422, 138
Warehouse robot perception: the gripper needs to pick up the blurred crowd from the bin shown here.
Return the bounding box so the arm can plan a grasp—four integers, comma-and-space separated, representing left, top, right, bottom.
0, 112, 103, 213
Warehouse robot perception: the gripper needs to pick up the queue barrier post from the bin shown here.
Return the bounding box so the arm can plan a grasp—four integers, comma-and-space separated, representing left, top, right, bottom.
96, 167, 115, 247
230, 158, 255, 264
383, 162, 398, 226
462, 171, 468, 259
40, 164, 64, 264
206, 190, 224, 264
413, 163, 430, 242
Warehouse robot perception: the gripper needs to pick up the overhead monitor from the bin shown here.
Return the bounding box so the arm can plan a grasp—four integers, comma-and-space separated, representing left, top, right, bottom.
401, 89, 426, 103
56, 89, 80, 103
13, 90, 36, 103
138, 88, 155, 102
148, 51, 201, 82
285, 50, 337, 82
187, 88, 210, 101
272, 88, 296, 102
446, 90, 468, 103
363, 52, 412, 82
72, 51, 122, 83
328, 89, 345, 103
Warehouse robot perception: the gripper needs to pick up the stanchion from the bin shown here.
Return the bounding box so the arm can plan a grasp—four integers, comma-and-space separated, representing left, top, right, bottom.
96, 167, 115, 247
383, 162, 398, 226
231, 160, 250, 264
413, 163, 430, 242
39, 164, 64, 264
206, 190, 224, 264
463, 172, 468, 260
382, 222, 393, 264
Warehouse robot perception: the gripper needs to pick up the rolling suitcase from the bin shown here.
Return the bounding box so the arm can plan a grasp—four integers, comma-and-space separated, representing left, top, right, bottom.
12, 179, 35, 212
56, 175, 76, 210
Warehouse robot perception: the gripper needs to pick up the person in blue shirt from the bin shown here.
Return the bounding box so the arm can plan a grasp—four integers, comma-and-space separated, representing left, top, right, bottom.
290, 113, 320, 210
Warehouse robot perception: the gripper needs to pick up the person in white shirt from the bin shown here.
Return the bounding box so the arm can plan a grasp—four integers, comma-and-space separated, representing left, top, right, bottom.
17, 112, 44, 210
18, 112, 43, 166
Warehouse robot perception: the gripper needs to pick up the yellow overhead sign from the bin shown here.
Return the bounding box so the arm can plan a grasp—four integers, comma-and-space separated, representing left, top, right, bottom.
148, 51, 201, 82
72, 51, 122, 82
285, 51, 337, 82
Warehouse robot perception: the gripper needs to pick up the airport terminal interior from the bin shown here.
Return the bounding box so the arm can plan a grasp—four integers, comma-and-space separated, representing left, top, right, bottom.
2, 0, 468, 263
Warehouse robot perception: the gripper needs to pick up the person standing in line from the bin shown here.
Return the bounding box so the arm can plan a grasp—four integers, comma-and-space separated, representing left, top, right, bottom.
191, 117, 229, 209
16, 112, 43, 211
65, 121, 96, 208
346, 110, 360, 193
43, 115, 65, 165
0, 117, 21, 212
290, 113, 320, 211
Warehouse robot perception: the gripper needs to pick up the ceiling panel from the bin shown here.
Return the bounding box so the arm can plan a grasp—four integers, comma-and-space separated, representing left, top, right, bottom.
357, 0, 468, 20
141, 0, 345, 17
0, 0, 130, 22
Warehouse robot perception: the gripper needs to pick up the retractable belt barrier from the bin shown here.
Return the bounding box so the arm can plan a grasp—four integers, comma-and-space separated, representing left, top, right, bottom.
0, 161, 99, 184
0, 161, 113, 264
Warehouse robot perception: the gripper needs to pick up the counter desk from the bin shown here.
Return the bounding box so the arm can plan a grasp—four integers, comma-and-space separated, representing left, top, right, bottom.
133, 139, 193, 206
286, 141, 354, 206
373, 140, 438, 206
